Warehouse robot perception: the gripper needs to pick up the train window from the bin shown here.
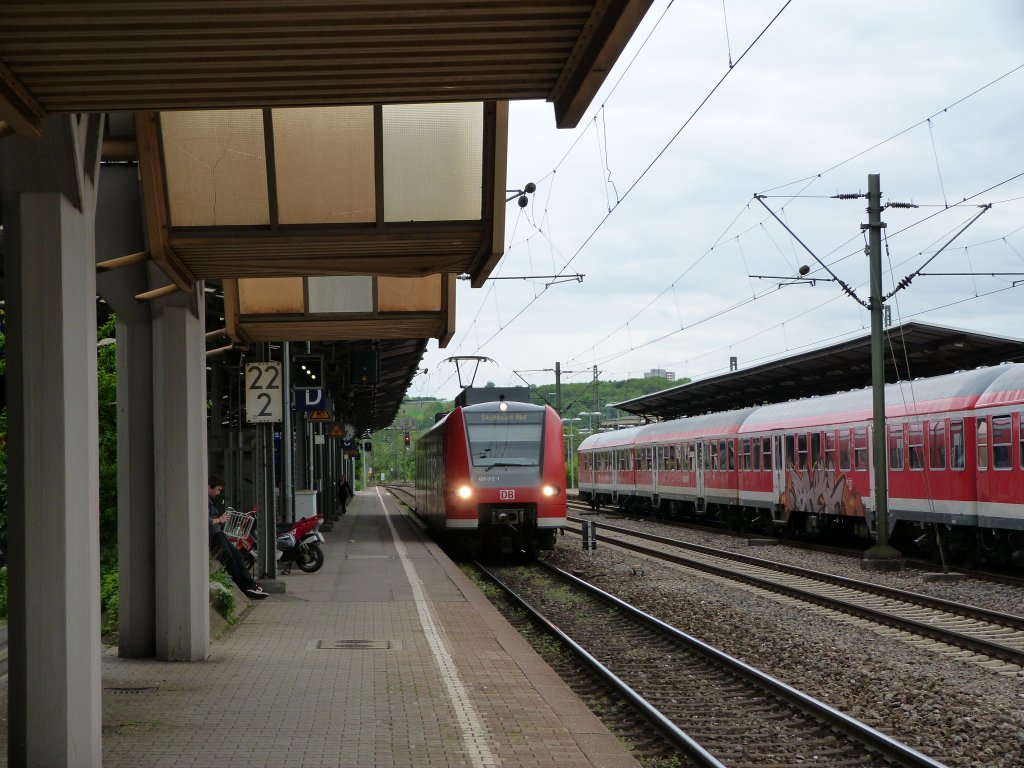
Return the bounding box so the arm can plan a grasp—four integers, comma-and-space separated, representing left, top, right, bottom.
888, 424, 904, 470
464, 412, 544, 467
853, 428, 868, 471
707, 441, 716, 471
907, 424, 924, 470
762, 437, 773, 471
752, 439, 761, 471
796, 433, 808, 470
977, 419, 989, 471
741, 439, 751, 471
785, 434, 796, 469
688, 443, 696, 472
838, 431, 851, 471
992, 415, 1012, 470
824, 432, 836, 470
810, 432, 822, 468
1020, 414, 1024, 469
928, 421, 946, 470
950, 419, 965, 470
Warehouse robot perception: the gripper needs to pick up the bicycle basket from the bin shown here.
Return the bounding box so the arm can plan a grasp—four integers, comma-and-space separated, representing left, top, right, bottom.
222, 507, 255, 539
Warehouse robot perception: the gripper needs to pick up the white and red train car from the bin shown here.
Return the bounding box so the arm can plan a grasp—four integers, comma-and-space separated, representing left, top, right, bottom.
578, 363, 1024, 564
414, 400, 567, 556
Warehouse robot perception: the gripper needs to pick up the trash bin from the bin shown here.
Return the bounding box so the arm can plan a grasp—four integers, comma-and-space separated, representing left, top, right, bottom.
295, 489, 318, 519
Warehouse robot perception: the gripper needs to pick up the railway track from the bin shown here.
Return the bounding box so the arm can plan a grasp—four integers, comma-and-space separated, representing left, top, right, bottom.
567, 498, 1024, 588
565, 514, 1024, 671
477, 560, 947, 768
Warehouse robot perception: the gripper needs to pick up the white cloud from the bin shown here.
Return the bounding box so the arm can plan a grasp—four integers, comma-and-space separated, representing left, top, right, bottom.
412, 0, 1024, 403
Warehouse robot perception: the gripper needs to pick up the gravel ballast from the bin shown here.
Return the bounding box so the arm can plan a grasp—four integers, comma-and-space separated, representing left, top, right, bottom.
543, 516, 1024, 768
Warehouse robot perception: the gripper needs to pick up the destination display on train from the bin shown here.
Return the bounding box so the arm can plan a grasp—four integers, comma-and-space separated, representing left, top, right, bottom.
465, 412, 540, 424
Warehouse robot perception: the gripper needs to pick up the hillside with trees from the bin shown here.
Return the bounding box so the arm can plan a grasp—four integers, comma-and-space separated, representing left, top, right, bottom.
363, 375, 685, 485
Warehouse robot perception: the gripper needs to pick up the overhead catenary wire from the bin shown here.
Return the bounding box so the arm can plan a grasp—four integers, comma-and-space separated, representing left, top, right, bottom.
423, 27, 1023, 402
438, 1, 795, 368
582, 212, 1024, 373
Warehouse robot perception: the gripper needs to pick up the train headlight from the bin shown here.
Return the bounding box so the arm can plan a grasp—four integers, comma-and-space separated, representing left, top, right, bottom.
542, 484, 560, 497
456, 485, 473, 499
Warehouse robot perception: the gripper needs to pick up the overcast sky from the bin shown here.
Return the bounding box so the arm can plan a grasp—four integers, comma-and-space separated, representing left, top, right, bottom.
409, 1, 1024, 406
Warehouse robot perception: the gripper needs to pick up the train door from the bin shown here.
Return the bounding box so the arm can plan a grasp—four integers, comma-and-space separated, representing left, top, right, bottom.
695, 441, 705, 505
772, 434, 785, 506
652, 445, 660, 499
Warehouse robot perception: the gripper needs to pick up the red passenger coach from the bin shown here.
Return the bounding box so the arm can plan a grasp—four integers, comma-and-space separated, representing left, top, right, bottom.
578, 363, 1024, 566
415, 400, 567, 556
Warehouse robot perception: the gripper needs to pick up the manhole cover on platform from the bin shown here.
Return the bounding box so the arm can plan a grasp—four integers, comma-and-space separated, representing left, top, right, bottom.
317, 639, 392, 650
104, 686, 158, 694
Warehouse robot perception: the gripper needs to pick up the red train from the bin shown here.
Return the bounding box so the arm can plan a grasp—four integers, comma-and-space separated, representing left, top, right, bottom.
578, 363, 1024, 565
415, 399, 567, 556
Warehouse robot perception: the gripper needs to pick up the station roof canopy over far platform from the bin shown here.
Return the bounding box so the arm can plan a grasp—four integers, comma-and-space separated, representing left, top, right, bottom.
614, 322, 1024, 422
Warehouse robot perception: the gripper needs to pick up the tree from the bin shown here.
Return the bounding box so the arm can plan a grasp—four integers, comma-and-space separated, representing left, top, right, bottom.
96, 315, 118, 565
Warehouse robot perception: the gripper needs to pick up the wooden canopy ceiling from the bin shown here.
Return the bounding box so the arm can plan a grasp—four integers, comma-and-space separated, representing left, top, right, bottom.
0, 0, 655, 135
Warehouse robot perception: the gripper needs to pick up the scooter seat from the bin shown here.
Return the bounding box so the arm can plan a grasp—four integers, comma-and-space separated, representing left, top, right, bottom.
275, 522, 293, 534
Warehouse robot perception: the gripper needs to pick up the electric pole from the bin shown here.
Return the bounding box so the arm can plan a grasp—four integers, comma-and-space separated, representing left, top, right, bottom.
862, 173, 902, 570
555, 361, 562, 414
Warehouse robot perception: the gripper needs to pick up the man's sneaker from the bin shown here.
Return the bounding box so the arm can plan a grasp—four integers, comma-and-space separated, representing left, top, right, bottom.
245, 586, 269, 599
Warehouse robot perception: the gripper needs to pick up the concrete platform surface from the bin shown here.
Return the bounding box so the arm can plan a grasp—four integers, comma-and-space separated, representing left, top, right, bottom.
4, 488, 640, 767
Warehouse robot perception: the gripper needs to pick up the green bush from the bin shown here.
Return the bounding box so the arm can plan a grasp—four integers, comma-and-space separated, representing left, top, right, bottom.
100, 568, 119, 635
209, 568, 238, 623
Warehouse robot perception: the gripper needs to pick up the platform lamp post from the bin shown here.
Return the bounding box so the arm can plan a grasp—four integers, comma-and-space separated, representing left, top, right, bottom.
581, 411, 602, 432
561, 417, 581, 489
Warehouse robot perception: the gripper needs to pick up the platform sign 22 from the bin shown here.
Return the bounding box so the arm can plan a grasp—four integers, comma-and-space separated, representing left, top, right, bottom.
245, 362, 283, 423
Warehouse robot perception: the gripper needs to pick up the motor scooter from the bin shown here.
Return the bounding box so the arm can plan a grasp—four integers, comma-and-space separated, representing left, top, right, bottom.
276, 514, 326, 574
222, 507, 325, 575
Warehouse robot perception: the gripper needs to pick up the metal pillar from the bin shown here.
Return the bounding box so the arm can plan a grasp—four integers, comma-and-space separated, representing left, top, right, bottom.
281, 341, 294, 523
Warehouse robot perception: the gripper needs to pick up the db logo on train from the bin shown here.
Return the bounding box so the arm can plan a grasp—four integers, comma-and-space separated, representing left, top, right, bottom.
500, 489, 516, 500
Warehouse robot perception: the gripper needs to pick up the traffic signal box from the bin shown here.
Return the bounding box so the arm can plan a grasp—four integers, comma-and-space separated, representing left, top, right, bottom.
292, 354, 323, 388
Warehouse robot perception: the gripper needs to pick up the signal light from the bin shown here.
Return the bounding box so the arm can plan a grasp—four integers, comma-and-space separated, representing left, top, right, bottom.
404, 432, 411, 447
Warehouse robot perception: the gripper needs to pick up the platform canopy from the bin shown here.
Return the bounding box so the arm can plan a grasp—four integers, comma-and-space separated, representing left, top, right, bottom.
0, 0, 655, 134
614, 321, 1024, 421
134, 101, 508, 295
0, 0, 658, 429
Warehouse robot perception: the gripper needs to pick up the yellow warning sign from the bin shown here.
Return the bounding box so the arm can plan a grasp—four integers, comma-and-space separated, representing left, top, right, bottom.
329, 424, 343, 437
309, 410, 331, 422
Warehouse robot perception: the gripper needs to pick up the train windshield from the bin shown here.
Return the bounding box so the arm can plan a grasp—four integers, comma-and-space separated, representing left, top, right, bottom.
464, 411, 544, 467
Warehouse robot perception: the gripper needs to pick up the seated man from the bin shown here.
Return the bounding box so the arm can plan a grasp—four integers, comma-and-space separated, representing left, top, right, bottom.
208, 475, 268, 600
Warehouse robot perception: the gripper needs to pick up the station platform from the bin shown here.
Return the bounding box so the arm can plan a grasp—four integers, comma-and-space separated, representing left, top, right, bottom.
74, 488, 637, 767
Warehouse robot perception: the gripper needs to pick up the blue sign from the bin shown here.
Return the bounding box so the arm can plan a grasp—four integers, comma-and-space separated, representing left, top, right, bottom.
296, 388, 325, 412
